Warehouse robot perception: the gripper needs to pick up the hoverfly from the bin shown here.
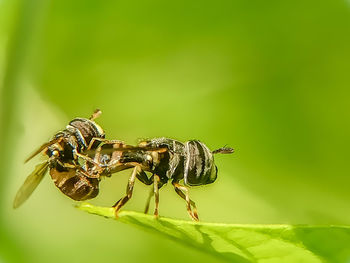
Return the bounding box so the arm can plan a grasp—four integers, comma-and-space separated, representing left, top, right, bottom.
92, 137, 234, 221
13, 110, 109, 208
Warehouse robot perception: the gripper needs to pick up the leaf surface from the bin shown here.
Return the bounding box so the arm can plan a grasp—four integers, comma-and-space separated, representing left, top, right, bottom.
77, 203, 350, 263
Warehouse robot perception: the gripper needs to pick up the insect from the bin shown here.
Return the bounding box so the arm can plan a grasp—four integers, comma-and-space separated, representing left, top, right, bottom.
14, 110, 234, 222
95, 137, 234, 221
13, 110, 109, 208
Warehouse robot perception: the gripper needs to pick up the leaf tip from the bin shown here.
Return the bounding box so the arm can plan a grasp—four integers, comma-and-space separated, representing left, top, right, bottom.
76, 202, 116, 218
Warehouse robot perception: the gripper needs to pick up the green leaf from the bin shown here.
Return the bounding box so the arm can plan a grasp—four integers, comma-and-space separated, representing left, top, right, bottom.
77, 203, 350, 263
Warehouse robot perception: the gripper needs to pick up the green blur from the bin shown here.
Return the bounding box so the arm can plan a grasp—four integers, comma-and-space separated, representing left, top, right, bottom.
0, 0, 349, 262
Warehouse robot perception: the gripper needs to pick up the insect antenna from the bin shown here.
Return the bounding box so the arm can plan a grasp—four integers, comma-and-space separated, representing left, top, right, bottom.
89, 109, 102, 120
212, 146, 234, 154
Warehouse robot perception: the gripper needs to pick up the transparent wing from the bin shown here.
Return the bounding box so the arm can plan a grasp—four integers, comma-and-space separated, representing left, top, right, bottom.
13, 162, 49, 208
24, 138, 59, 163
85, 146, 168, 156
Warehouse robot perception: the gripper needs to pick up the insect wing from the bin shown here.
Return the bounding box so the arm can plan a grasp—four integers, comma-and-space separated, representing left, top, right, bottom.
13, 162, 49, 208
24, 138, 60, 163
87, 146, 168, 156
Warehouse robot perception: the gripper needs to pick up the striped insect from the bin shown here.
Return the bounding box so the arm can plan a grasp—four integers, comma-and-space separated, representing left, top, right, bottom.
13, 110, 108, 208
95, 137, 234, 221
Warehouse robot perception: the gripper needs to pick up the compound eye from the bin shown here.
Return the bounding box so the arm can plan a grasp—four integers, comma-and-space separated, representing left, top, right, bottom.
52, 150, 59, 157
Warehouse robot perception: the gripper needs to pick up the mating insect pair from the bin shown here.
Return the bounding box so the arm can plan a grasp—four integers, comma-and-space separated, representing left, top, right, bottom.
14, 110, 234, 221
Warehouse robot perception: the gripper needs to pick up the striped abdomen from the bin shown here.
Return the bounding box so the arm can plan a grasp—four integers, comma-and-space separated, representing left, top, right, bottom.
50, 168, 99, 201
67, 118, 105, 150
183, 140, 217, 186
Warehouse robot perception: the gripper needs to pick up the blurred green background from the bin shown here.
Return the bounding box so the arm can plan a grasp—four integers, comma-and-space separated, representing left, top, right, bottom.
1, 0, 350, 262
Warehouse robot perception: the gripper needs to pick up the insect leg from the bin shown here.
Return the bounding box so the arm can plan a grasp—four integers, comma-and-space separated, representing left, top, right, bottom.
55, 159, 76, 169
144, 187, 154, 214
87, 138, 124, 151
172, 182, 199, 221
113, 165, 141, 216
74, 151, 104, 173
75, 151, 99, 166
77, 166, 101, 178
55, 158, 101, 179
153, 174, 160, 218
87, 137, 106, 151
136, 170, 153, 185
134, 171, 155, 214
